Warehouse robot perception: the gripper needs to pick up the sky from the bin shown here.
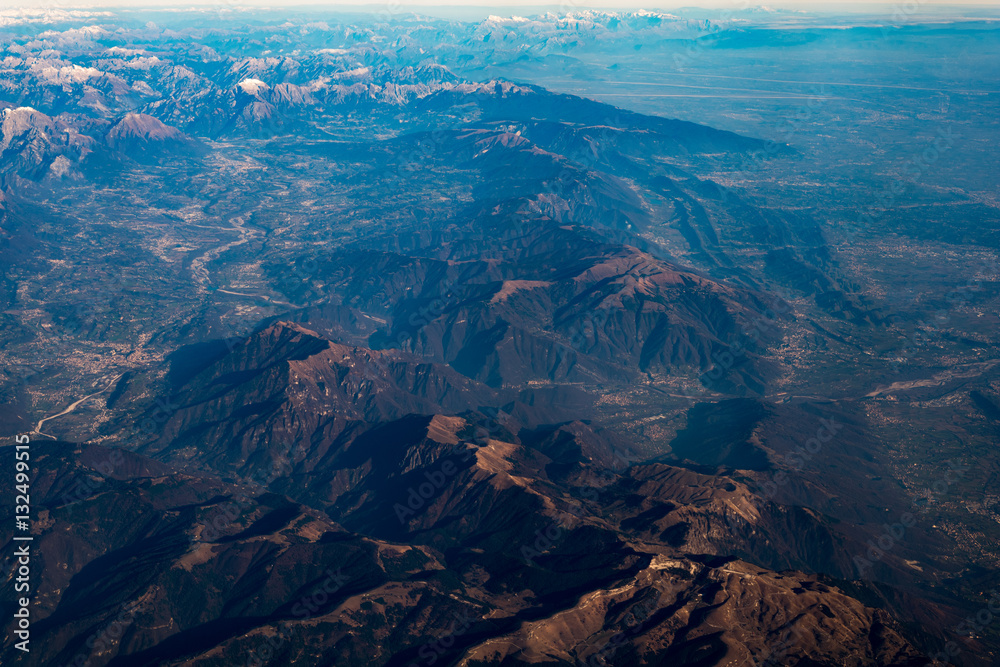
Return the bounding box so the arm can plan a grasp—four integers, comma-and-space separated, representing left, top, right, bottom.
3, 0, 999, 8
3, 0, 998, 24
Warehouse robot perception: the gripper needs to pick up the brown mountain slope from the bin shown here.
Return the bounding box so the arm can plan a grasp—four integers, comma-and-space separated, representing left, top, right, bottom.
136, 321, 499, 476
281, 220, 783, 394
0, 441, 931, 667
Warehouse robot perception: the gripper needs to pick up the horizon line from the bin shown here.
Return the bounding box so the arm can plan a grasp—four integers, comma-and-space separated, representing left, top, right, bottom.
4, 2, 1000, 10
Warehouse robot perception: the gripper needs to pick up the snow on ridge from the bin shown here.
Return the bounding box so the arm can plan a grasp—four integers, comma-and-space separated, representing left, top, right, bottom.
39, 63, 105, 84
38, 25, 113, 41
1, 106, 55, 151
237, 78, 269, 95
485, 15, 530, 24
0, 9, 113, 27
106, 47, 145, 56
332, 66, 371, 80
493, 10, 681, 24
472, 9, 708, 41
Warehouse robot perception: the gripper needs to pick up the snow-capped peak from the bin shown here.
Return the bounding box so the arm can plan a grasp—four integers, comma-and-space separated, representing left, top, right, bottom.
237, 78, 269, 95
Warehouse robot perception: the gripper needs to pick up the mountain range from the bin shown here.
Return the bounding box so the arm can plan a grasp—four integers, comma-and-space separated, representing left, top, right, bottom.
1, 8, 998, 667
